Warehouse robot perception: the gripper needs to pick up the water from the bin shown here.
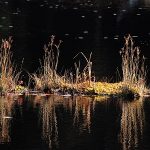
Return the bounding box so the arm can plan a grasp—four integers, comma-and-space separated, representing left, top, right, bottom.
0, 0, 150, 81
0, 1, 150, 149
0, 95, 150, 150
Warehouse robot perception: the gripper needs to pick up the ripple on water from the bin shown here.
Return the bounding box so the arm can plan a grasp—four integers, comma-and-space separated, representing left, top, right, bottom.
40, 4, 44, 7
55, 4, 59, 7
1, 16, 6, 19
104, 36, 108, 39
73, 7, 78, 10
98, 15, 102, 19
114, 37, 119, 40
4, 1, 8, 4
9, 25, 13, 28
93, 10, 98, 13
122, 9, 127, 12
114, 35, 119, 40
83, 30, 88, 34
132, 35, 138, 38
81, 15, 85, 18
49, 5, 53, 9
65, 33, 69, 36
12, 12, 19, 15
113, 13, 117, 16
78, 36, 84, 40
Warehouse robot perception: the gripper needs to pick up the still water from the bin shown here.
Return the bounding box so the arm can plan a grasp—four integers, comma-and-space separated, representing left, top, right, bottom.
0, 0, 150, 80
0, 95, 149, 150
0, 2, 150, 149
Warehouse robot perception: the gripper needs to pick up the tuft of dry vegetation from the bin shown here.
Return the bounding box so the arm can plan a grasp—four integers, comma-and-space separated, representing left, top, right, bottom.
0, 37, 21, 93
32, 35, 94, 94
120, 35, 147, 96
32, 35, 62, 91
31, 35, 148, 98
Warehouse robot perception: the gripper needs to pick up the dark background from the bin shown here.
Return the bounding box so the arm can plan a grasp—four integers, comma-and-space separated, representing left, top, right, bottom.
0, 0, 150, 83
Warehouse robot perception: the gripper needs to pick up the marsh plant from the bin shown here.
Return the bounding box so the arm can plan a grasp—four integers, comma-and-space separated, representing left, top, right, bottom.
120, 35, 147, 96
32, 35, 94, 93
32, 35, 62, 91
0, 37, 21, 93
32, 35, 148, 97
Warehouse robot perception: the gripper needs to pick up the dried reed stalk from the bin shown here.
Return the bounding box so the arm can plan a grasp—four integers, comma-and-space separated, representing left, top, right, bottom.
0, 37, 21, 93
120, 35, 146, 96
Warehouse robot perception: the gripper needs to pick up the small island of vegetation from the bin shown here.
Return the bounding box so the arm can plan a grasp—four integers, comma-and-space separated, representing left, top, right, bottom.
0, 35, 148, 99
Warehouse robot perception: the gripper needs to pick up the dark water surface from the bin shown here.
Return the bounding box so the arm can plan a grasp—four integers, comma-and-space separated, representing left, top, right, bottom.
0, 95, 150, 150
1, 1, 150, 149
0, 0, 150, 80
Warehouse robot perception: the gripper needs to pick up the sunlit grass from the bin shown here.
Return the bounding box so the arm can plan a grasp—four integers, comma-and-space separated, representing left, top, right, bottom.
31, 35, 148, 98
0, 37, 21, 93
120, 35, 147, 96
31, 35, 93, 92
87, 82, 138, 96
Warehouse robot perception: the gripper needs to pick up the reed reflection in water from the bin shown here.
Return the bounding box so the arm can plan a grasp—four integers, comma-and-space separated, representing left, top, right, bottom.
119, 98, 145, 150
38, 96, 59, 149
73, 96, 95, 134
35, 95, 96, 149
0, 96, 14, 143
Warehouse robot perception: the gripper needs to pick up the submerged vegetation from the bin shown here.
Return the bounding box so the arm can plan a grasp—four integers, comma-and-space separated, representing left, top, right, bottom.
0, 35, 147, 98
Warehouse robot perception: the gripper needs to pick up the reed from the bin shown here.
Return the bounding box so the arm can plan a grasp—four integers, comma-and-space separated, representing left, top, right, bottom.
0, 37, 21, 93
32, 35, 94, 93
73, 52, 93, 88
120, 35, 147, 96
32, 35, 147, 97
32, 35, 63, 91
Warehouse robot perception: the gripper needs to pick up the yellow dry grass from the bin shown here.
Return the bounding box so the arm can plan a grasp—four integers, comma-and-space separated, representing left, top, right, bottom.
87, 82, 139, 96
32, 35, 147, 97
0, 37, 21, 93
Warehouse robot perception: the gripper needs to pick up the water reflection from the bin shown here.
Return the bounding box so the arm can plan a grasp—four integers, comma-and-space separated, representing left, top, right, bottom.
0, 94, 146, 149
73, 96, 95, 133
38, 96, 59, 149
119, 98, 145, 150
0, 96, 14, 143
36, 95, 95, 149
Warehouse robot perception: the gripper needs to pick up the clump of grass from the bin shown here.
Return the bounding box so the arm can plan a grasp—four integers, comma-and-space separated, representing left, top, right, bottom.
32, 35, 94, 93
74, 52, 93, 86
87, 82, 138, 98
120, 35, 147, 96
32, 35, 62, 91
87, 35, 147, 97
32, 35, 147, 98
0, 37, 21, 93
